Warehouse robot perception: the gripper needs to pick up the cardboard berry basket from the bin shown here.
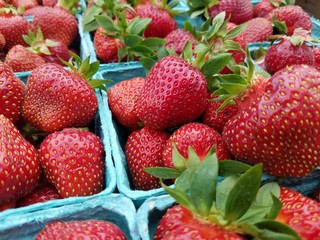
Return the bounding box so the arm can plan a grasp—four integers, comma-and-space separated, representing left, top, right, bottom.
0, 194, 139, 240
0, 88, 117, 219
96, 62, 171, 207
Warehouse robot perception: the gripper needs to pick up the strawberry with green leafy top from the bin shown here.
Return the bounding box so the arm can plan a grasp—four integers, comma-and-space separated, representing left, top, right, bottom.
0, 114, 41, 205
8, 0, 38, 10
0, 62, 25, 124
22, 54, 107, 133
125, 127, 169, 190
164, 28, 196, 55
253, 0, 292, 18
39, 128, 105, 198
35, 220, 126, 239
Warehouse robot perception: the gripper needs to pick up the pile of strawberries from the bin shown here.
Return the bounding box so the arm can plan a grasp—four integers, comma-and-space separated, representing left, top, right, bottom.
1, 0, 320, 239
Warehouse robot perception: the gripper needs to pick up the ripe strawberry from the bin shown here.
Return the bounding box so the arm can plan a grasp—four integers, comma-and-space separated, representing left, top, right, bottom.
137, 55, 207, 130
23, 6, 78, 47
0, 7, 30, 52
208, 0, 253, 24
311, 187, 320, 202
22, 56, 101, 133
202, 94, 239, 134
313, 46, 320, 71
42, 0, 57, 7
164, 28, 196, 55
0, 0, 5, 7
35, 220, 126, 239
0, 33, 5, 52
108, 77, 145, 131
276, 187, 320, 239
0, 62, 26, 124
253, 0, 281, 18
8, 0, 38, 10
0, 200, 16, 212
135, 2, 177, 38
39, 128, 105, 198
239, 17, 273, 43
222, 64, 320, 177
5, 44, 46, 72
0, 114, 41, 205
266, 5, 312, 36
17, 184, 61, 207
162, 122, 232, 170
264, 33, 315, 74
125, 127, 169, 190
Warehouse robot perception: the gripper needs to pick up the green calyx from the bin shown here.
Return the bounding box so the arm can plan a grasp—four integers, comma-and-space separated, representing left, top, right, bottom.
23, 27, 60, 55
57, 0, 81, 15
0, 5, 24, 15
146, 145, 301, 239
61, 53, 110, 91
270, 0, 295, 7
185, 0, 217, 19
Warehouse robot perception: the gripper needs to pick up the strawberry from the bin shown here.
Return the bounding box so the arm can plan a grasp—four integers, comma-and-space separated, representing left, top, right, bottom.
0, 32, 5, 52
42, 0, 57, 7
4, 44, 46, 72
313, 46, 320, 71
8, 0, 38, 10
264, 30, 315, 74
17, 184, 61, 207
0, 200, 16, 212
276, 187, 320, 239
22, 55, 103, 133
23, 6, 78, 47
208, 0, 254, 24
311, 188, 320, 202
150, 147, 303, 239
135, 2, 177, 38
0, 7, 30, 52
0, 62, 26, 124
0, 0, 5, 7
202, 94, 239, 134
136, 55, 207, 130
162, 122, 232, 170
222, 64, 320, 177
239, 17, 273, 43
125, 127, 169, 190
108, 77, 145, 131
35, 220, 126, 239
253, 0, 282, 18
38, 128, 105, 198
266, 5, 312, 36
164, 28, 196, 55
0, 114, 41, 205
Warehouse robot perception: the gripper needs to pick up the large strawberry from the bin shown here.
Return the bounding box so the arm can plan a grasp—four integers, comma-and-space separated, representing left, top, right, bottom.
108, 76, 145, 131
0, 6, 30, 52
222, 64, 320, 177
23, 6, 78, 47
38, 128, 105, 198
0, 114, 41, 205
125, 127, 169, 190
22, 55, 104, 133
162, 122, 232, 170
35, 220, 126, 239
0, 62, 25, 124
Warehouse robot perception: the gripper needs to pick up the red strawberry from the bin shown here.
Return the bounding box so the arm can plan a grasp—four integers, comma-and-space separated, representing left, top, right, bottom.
137, 55, 207, 130
311, 188, 320, 203
108, 77, 145, 131
125, 127, 169, 190
22, 58, 99, 133
164, 28, 196, 55
135, 2, 177, 38
17, 184, 61, 207
0, 32, 5, 52
162, 122, 232, 169
239, 17, 273, 43
23, 6, 78, 47
93, 27, 124, 63
266, 5, 312, 36
35, 220, 126, 239
5, 44, 46, 72
39, 128, 105, 198
0, 0, 5, 7
0, 200, 16, 212
222, 64, 320, 177
0, 114, 41, 205
0, 62, 26, 124
8, 0, 38, 10
0, 7, 30, 52
208, 0, 253, 24
313, 46, 320, 71
42, 0, 57, 7
253, 0, 281, 18
264, 33, 315, 74
276, 187, 320, 239
202, 94, 239, 134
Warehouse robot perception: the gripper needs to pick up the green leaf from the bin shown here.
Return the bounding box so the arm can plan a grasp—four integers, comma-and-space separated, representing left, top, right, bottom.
268, 194, 283, 220
209, 11, 226, 37
219, 74, 248, 85
140, 37, 166, 51
224, 164, 263, 221
216, 175, 238, 212
144, 167, 181, 179
218, 82, 248, 95
218, 160, 252, 176
272, 15, 288, 34
95, 15, 120, 33
225, 22, 248, 40
139, 57, 157, 72
175, 168, 193, 192
187, 0, 208, 9
130, 45, 155, 57
171, 142, 188, 170
89, 79, 110, 91
223, 39, 244, 52
190, 9, 205, 19
181, 41, 194, 63
189, 153, 218, 217
118, 47, 128, 62
201, 53, 232, 76
123, 34, 142, 48
127, 17, 152, 35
